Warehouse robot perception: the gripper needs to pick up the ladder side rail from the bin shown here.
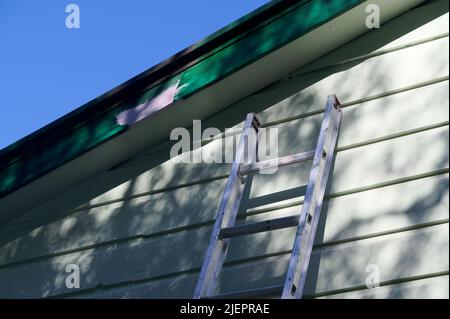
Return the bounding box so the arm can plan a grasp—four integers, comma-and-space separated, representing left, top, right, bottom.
193, 113, 260, 299
281, 95, 342, 299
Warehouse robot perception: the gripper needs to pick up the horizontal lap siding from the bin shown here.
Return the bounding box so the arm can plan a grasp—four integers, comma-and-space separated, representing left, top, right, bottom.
0, 2, 448, 298
0, 122, 447, 298
319, 275, 449, 299
0, 125, 447, 269
76, 223, 450, 298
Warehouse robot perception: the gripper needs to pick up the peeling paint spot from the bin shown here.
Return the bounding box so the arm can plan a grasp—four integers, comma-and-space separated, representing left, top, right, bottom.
116, 80, 185, 126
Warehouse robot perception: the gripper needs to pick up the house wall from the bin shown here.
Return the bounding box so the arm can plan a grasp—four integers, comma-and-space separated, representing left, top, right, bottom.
0, 0, 448, 298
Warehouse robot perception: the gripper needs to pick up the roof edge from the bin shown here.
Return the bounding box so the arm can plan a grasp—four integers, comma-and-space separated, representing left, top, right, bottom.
0, 0, 365, 198
0, 0, 300, 160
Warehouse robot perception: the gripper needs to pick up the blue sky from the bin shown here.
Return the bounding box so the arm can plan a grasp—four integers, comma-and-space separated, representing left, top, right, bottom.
0, 0, 268, 149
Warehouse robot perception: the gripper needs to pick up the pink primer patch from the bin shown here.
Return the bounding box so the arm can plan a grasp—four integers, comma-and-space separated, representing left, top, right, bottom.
116, 81, 182, 126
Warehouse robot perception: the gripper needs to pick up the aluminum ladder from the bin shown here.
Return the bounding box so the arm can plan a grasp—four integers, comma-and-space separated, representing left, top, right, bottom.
193, 95, 342, 299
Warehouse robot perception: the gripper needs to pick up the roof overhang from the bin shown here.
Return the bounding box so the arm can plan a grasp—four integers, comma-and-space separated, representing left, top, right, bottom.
0, 0, 427, 224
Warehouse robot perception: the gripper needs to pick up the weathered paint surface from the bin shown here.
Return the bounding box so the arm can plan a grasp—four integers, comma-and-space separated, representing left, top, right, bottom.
116, 81, 184, 126
0, 0, 448, 299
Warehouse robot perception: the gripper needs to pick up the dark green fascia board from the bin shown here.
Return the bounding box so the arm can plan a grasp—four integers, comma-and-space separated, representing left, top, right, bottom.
0, 0, 363, 198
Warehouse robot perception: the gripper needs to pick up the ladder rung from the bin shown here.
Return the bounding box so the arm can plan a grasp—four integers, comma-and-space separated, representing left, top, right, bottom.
206, 285, 283, 299
219, 215, 300, 239
239, 151, 315, 176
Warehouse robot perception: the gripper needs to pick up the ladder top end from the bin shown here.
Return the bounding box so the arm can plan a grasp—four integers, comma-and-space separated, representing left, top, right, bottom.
330, 94, 341, 110
252, 114, 262, 129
